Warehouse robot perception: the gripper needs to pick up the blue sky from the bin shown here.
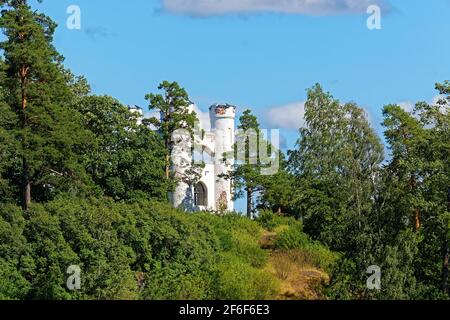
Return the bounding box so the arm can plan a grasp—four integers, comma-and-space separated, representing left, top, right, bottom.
27, 0, 450, 211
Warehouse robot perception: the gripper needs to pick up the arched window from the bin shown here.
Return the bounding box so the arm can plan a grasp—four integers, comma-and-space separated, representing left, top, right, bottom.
194, 182, 207, 207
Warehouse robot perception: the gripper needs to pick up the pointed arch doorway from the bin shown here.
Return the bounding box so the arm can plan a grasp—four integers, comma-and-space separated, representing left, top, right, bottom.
194, 182, 208, 207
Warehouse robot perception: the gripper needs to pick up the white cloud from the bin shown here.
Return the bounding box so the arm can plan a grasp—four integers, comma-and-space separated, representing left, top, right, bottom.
266, 102, 306, 129
162, 0, 391, 16
398, 95, 447, 113
431, 94, 446, 106
397, 101, 414, 113
146, 104, 211, 131
191, 104, 212, 131
266, 101, 380, 130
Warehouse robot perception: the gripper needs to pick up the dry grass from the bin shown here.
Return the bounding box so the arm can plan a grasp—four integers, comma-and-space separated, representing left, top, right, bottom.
265, 250, 330, 300
289, 250, 320, 269
259, 224, 332, 300
272, 252, 294, 280
259, 230, 277, 250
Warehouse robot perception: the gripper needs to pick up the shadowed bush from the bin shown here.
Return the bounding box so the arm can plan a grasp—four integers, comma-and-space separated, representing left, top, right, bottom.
0, 197, 278, 300
256, 210, 302, 232
275, 226, 339, 273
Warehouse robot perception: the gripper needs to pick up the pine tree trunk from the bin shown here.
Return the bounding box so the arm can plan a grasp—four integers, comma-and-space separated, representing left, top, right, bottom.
22, 158, 31, 211
247, 186, 253, 219
414, 208, 421, 232
165, 139, 171, 180
165, 153, 170, 180
20, 66, 30, 210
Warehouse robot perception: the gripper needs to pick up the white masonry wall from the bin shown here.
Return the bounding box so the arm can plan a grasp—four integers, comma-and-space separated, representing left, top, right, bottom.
210, 104, 235, 212
171, 129, 195, 211
171, 104, 236, 213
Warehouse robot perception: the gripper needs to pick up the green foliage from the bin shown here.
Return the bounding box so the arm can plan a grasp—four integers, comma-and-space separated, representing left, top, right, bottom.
275, 226, 311, 250
0, 2, 94, 208
195, 213, 269, 269
275, 225, 338, 273
0, 204, 30, 299
257, 210, 277, 231
288, 84, 384, 251
0, 0, 448, 302
378, 82, 450, 299
0, 198, 279, 300
75, 95, 170, 202
256, 210, 301, 232
258, 153, 297, 216
327, 82, 450, 300
214, 252, 279, 300
145, 81, 200, 182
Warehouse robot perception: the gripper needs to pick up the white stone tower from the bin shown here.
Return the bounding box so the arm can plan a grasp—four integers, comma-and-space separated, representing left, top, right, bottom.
170, 103, 236, 213
210, 104, 236, 212
171, 127, 195, 211
128, 105, 144, 125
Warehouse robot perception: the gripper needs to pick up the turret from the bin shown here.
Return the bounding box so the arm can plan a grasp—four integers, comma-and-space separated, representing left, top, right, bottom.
209, 104, 236, 212
128, 105, 144, 126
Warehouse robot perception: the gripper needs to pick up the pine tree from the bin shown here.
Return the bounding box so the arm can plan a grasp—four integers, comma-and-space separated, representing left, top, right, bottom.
145, 81, 198, 181
0, 1, 89, 209
221, 110, 272, 218
382, 81, 450, 297
0, 59, 17, 201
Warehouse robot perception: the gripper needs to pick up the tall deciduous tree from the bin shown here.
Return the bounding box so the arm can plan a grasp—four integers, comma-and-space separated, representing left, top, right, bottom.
289, 84, 384, 250
75, 95, 169, 202
288, 84, 387, 299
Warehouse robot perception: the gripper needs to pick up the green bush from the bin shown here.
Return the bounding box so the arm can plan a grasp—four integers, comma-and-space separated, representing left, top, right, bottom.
257, 210, 277, 231
193, 213, 268, 268
275, 226, 338, 272
0, 197, 278, 300
275, 226, 311, 250
214, 253, 278, 300
0, 259, 30, 300
256, 210, 302, 232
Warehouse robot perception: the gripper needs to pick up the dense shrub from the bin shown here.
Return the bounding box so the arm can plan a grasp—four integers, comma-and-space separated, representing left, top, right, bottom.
256, 210, 301, 232
0, 197, 278, 300
214, 253, 279, 300
275, 225, 338, 272
195, 213, 269, 269
275, 225, 310, 250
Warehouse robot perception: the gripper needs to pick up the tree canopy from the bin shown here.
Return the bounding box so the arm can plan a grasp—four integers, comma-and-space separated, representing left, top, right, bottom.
0, 1, 448, 301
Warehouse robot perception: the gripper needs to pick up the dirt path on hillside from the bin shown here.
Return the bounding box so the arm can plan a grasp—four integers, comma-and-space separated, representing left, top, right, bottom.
260, 230, 329, 300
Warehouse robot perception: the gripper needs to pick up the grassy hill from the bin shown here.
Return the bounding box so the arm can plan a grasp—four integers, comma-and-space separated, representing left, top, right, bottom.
257, 211, 338, 300
0, 197, 337, 300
